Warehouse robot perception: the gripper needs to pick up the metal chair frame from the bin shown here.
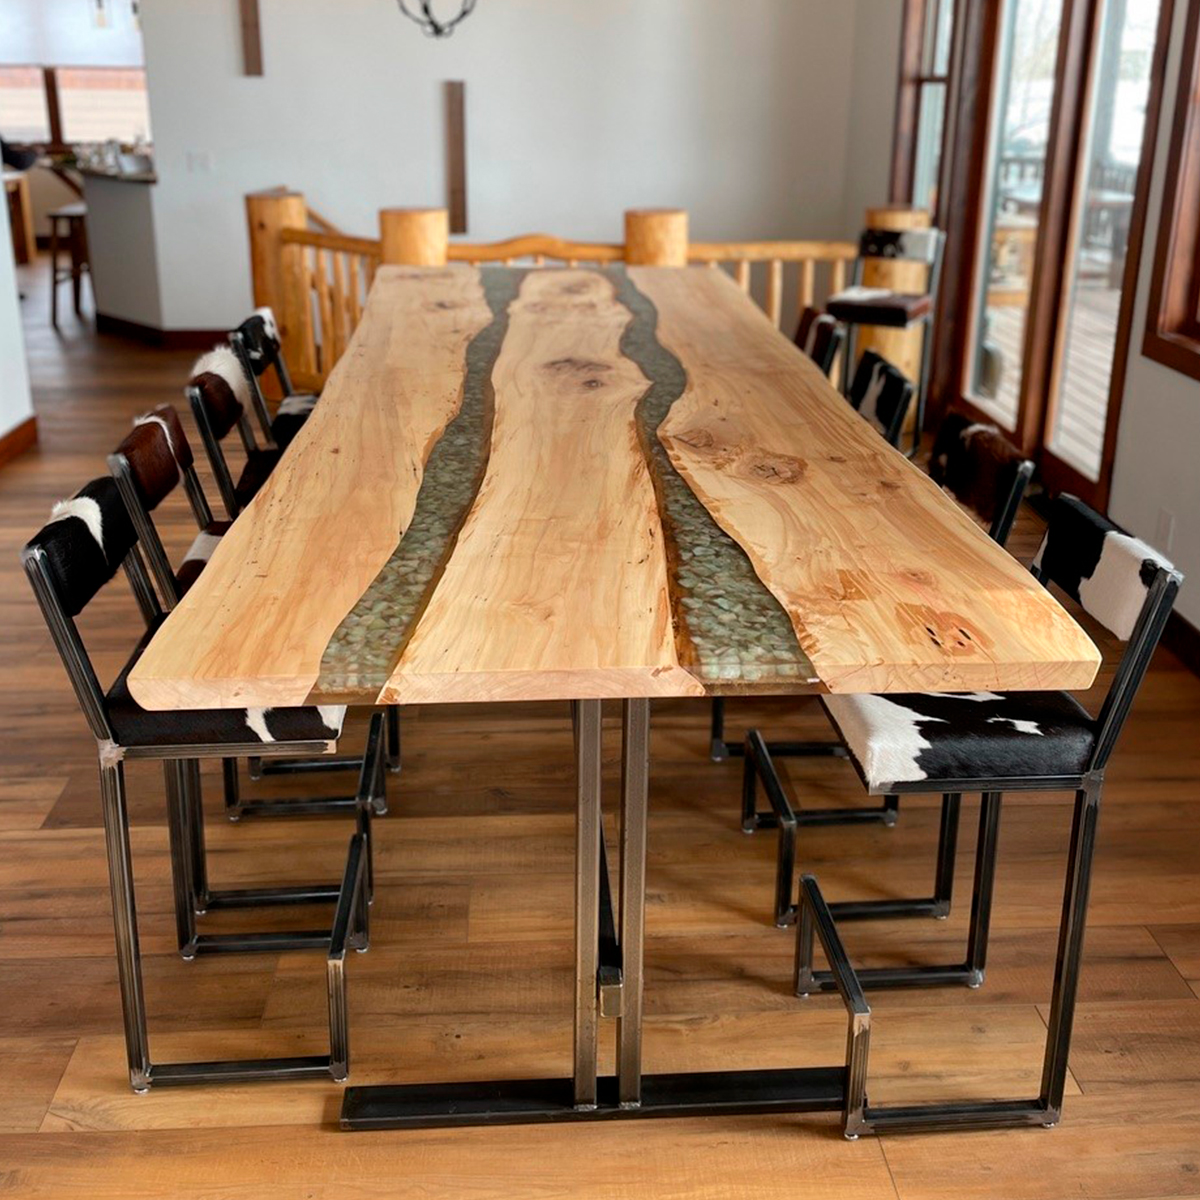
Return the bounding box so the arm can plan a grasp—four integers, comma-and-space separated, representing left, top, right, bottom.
22, 532, 388, 1091
747, 561, 1179, 993
229, 315, 303, 451
710, 428, 1034, 855
837, 229, 946, 458
108, 422, 400, 814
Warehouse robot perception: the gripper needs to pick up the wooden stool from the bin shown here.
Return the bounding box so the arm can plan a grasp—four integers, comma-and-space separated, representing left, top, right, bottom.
48, 202, 90, 326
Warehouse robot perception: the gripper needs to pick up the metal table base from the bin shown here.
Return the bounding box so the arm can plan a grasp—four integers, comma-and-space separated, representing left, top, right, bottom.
341, 700, 1101, 1137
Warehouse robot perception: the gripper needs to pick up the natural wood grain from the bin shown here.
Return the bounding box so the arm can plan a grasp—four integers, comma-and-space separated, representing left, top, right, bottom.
637, 265, 1100, 694
380, 207, 449, 266
625, 208, 689, 267
128, 264, 1096, 709
381, 268, 699, 704
127, 266, 493, 709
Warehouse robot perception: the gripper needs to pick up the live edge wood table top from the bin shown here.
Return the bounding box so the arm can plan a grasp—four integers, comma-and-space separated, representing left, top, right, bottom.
128, 265, 1099, 711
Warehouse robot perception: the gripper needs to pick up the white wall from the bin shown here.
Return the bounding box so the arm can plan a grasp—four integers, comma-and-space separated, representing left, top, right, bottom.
0, 201, 35, 442
1109, 0, 1200, 626
0, 0, 145, 67
138, 0, 899, 330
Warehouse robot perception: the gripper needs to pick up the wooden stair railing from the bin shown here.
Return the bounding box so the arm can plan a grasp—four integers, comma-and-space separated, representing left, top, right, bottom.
246, 193, 858, 390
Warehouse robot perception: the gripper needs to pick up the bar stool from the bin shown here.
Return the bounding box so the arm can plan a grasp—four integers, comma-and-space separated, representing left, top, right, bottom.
49, 202, 90, 326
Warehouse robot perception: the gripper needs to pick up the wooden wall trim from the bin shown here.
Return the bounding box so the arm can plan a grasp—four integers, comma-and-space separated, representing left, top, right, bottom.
0, 416, 38, 469
1143, 0, 1200, 382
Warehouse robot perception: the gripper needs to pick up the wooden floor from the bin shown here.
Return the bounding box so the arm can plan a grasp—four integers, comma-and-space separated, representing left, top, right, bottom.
3, 262, 1200, 1198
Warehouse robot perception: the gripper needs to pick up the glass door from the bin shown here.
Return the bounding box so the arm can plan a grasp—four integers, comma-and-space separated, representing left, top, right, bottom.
1044, 0, 1162, 487
966, 0, 1067, 430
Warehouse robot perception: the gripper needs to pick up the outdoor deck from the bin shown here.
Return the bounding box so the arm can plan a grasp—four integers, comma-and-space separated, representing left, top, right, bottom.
973, 278, 1119, 479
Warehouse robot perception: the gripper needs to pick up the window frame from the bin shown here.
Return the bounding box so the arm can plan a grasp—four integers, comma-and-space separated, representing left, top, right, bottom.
890, 0, 961, 219
1143, 0, 1200, 382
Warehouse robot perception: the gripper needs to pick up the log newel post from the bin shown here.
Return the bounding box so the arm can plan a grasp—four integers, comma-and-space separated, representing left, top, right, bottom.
624, 209, 689, 266
379, 208, 450, 266
245, 189, 313, 382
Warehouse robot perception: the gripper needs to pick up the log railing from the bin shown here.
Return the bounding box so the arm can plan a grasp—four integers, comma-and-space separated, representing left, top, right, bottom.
247, 193, 858, 389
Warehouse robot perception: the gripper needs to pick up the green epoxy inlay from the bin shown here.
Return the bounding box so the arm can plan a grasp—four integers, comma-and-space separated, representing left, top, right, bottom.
315, 269, 526, 696
610, 267, 817, 687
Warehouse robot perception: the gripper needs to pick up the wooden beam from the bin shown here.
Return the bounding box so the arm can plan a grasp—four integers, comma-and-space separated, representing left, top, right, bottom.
445, 81, 468, 234
239, 0, 264, 76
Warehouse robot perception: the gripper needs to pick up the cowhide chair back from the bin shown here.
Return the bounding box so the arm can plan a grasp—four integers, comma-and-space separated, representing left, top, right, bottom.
794, 307, 844, 378
109, 405, 225, 609
928, 411, 1033, 546
186, 345, 278, 520
229, 307, 317, 450
848, 351, 914, 449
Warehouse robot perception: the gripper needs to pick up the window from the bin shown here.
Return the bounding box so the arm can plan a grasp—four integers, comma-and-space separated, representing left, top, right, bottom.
0, 66, 51, 144
966, 0, 1067, 428
0, 65, 151, 150
58, 68, 151, 144
1143, 0, 1200, 382
892, 0, 959, 216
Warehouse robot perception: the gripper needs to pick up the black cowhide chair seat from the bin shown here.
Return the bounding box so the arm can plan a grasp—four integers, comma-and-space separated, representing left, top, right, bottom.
821, 689, 1095, 791
107, 623, 346, 750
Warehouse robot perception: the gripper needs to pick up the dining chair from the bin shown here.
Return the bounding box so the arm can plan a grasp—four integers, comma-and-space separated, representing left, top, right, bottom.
794, 306, 844, 378
847, 350, 914, 449
186, 345, 281, 520
827, 227, 945, 455
748, 495, 1180, 986
229, 306, 318, 450
708, 411, 1030, 774
108, 405, 401, 817
22, 478, 384, 1090
788, 497, 1180, 1135
733, 414, 1034, 926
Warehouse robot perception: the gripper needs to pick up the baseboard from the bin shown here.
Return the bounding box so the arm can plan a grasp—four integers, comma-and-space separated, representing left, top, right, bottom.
95, 312, 224, 350
0, 416, 38, 468
1163, 611, 1200, 678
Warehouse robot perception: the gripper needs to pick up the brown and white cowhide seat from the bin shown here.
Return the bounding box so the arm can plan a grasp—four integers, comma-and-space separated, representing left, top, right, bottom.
847, 350, 913, 448
187, 345, 282, 519
230, 307, 318, 450
109, 404, 230, 605
928, 411, 1033, 546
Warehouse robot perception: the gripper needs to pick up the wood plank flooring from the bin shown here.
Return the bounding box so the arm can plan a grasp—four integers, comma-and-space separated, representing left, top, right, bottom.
2, 258, 1200, 1198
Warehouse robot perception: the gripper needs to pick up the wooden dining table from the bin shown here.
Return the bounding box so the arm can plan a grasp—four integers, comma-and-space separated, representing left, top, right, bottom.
128, 263, 1099, 1133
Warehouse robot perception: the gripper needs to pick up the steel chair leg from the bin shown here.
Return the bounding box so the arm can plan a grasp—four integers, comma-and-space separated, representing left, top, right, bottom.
98, 760, 153, 1093
965, 792, 1003, 987
386, 705, 401, 774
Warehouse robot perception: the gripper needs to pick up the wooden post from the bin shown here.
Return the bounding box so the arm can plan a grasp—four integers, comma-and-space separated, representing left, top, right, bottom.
245, 189, 311, 387
624, 209, 689, 266
380, 208, 449, 265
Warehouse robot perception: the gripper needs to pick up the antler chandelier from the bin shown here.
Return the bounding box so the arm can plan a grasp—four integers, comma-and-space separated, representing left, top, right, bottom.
397, 0, 477, 37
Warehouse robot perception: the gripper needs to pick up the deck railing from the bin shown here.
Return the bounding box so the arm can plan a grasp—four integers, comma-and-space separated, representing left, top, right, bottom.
247, 193, 858, 390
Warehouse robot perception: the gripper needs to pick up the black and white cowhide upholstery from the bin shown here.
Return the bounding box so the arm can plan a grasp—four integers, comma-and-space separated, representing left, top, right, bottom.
858, 227, 941, 264
233, 307, 317, 449
26, 481, 346, 752
28, 477, 137, 617
105, 627, 346, 748
174, 520, 231, 596
822, 690, 1095, 791
1033, 494, 1173, 642
848, 351, 914, 447
270, 391, 318, 449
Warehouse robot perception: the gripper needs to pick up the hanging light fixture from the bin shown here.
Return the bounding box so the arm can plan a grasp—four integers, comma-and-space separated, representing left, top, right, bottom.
397, 0, 477, 37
